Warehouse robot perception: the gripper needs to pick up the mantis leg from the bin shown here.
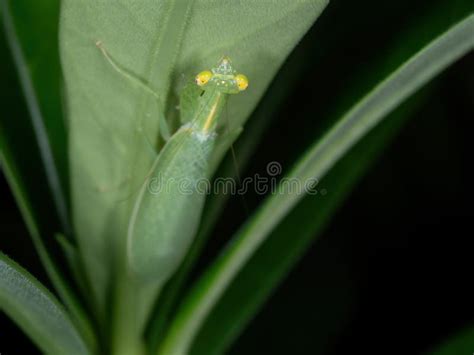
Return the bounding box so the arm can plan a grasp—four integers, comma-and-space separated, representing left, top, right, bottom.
208, 126, 243, 175
96, 41, 171, 142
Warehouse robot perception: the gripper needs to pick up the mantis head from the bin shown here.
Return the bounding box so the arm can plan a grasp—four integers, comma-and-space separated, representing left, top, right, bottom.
195, 56, 249, 94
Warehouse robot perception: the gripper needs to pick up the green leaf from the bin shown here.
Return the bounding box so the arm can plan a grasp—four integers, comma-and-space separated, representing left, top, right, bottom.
0, 253, 89, 355
1, 0, 70, 232
0, 143, 97, 352
428, 325, 474, 355
55, 233, 90, 300
60, 0, 328, 350
159, 14, 474, 355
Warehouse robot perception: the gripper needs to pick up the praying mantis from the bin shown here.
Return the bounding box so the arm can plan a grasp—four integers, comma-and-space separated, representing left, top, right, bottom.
97, 42, 249, 282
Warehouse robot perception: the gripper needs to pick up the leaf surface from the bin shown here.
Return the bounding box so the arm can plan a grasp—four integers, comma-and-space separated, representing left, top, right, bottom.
0, 253, 89, 355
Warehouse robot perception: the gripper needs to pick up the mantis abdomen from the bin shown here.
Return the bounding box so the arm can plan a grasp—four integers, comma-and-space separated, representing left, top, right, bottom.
127, 126, 216, 281
126, 58, 248, 282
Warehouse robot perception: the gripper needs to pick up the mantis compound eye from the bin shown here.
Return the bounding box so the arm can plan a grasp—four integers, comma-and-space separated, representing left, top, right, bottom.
195, 70, 213, 86
235, 74, 249, 91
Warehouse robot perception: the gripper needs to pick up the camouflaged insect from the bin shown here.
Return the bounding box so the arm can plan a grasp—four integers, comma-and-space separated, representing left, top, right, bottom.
127, 57, 248, 281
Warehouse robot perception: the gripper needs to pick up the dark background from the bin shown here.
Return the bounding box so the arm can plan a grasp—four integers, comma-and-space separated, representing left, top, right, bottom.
1, 0, 473, 354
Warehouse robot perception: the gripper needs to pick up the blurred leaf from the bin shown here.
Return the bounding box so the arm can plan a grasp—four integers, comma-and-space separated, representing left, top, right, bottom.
0, 253, 89, 355
1, 0, 69, 231
55, 233, 89, 299
428, 325, 474, 355
60, 0, 328, 349
159, 14, 474, 355
0, 144, 97, 352
0, 2, 62, 268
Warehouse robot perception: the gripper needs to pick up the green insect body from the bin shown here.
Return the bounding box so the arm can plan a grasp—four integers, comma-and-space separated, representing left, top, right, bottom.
127, 57, 248, 281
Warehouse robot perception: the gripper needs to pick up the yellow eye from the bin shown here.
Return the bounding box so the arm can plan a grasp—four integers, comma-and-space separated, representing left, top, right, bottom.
195, 70, 213, 86
235, 74, 249, 91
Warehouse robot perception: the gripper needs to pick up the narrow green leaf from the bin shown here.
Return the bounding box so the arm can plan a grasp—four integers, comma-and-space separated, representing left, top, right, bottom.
428, 325, 474, 355
0, 253, 89, 355
1, 0, 70, 232
55, 233, 90, 300
0, 145, 97, 352
159, 14, 474, 355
